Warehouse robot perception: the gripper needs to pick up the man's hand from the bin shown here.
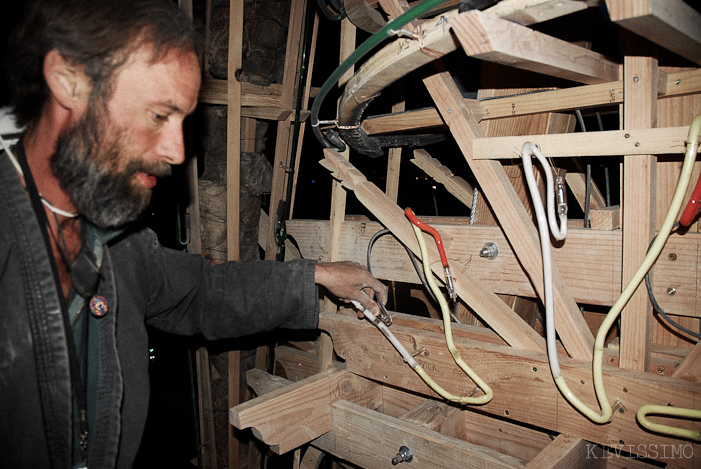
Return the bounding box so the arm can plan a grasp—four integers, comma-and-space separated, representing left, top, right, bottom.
315, 261, 388, 317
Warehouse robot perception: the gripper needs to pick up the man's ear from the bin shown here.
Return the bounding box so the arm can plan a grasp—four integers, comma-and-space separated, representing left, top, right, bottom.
43, 49, 91, 111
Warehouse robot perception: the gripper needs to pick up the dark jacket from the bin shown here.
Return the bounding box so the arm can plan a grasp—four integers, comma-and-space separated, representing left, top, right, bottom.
0, 150, 320, 468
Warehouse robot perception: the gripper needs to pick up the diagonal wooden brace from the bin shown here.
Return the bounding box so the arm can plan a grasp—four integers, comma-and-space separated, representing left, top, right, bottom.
320, 148, 546, 353
423, 69, 594, 361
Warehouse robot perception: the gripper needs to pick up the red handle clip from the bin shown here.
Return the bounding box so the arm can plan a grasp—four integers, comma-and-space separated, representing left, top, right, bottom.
680, 171, 701, 227
405, 207, 449, 267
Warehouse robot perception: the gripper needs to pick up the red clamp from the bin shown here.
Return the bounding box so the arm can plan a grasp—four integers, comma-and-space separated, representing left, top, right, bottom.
680, 171, 701, 227
405, 208, 456, 301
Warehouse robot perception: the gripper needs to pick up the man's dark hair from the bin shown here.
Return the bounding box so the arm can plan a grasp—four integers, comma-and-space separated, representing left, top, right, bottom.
5, 0, 200, 128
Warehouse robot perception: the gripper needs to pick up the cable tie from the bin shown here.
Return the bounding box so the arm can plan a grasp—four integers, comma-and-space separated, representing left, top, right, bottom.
312, 119, 337, 128
413, 24, 442, 59
336, 123, 360, 130
389, 28, 418, 38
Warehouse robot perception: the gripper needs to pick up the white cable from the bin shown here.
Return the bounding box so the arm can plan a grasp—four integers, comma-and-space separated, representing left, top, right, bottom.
351, 300, 418, 367
521, 142, 566, 378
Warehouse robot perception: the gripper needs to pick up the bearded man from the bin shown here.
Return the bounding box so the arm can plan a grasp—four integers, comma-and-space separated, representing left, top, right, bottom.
0, 0, 386, 467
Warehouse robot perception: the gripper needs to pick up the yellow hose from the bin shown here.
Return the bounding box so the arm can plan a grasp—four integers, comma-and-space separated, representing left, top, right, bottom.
556, 114, 701, 425
636, 405, 701, 441
410, 223, 493, 405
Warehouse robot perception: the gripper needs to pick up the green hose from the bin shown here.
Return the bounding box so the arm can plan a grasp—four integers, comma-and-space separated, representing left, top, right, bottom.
310, 0, 451, 150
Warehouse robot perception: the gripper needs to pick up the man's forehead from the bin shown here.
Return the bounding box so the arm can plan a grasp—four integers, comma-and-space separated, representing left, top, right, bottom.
110, 43, 200, 113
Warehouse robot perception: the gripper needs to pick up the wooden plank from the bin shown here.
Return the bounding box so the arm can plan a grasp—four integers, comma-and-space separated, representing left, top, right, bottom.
240, 107, 293, 121
319, 148, 547, 352
226, 1, 244, 466
456, 407, 552, 463
471, 126, 690, 160
385, 83, 406, 204
246, 368, 293, 396
619, 56, 658, 372
484, 0, 590, 26
360, 69, 700, 135
650, 234, 699, 319
423, 70, 593, 360
288, 9, 319, 219
263, 0, 306, 259
196, 347, 218, 469
226, 0, 243, 262
313, 400, 526, 469
287, 219, 701, 314
672, 342, 701, 383
411, 149, 474, 209
229, 364, 346, 454
589, 205, 621, 231
606, 0, 701, 66
452, 9, 619, 85
566, 172, 607, 213
275, 345, 321, 382
525, 434, 604, 469
319, 313, 701, 468
337, 10, 463, 126
319, 17, 358, 372
199, 79, 319, 107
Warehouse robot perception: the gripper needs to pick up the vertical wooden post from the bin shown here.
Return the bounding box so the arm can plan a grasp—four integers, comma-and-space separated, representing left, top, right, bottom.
652, 67, 701, 349
226, 0, 244, 467
385, 85, 405, 204
289, 11, 320, 218
264, 0, 307, 259
319, 18, 357, 371
619, 56, 658, 372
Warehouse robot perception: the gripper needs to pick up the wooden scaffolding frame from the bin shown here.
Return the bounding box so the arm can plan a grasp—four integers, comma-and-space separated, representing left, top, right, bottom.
219, 0, 701, 468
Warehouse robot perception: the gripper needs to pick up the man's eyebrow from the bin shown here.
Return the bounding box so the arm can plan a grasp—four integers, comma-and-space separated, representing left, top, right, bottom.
161, 102, 185, 114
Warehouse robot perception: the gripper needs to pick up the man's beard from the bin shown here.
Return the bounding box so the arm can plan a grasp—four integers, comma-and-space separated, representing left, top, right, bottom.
51, 102, 171, 229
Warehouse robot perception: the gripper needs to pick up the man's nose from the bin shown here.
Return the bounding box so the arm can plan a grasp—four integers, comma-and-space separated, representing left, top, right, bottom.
158, 122, 186, 165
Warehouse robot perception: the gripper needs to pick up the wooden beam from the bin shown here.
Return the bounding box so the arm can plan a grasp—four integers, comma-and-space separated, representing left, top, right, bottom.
226, 1, 244, 466
411, 149, 475, 209
423, 69, 594, 360
337, 9, 463, 126
263, 0, 307, 259
230, 364, 346, 455
672, 342, 701, 383
319, 313, 701, 466
319, 148, 547, 353
471, 126, 690, 160
589, 205, 621, 231
619, 56, 658, 372
287, 219, 701, 315
525, 434, 604, 469
452, 9, 619, 85
484, 0, 591, 26
319, 18, 358, 372
606, 0, 701, 66
313, 400, 526, 468
199, 79, 319, 107
360, 69, 700, 135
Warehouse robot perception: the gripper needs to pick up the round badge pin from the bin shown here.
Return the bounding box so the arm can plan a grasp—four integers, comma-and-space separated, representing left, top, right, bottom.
89, 296, 109, 318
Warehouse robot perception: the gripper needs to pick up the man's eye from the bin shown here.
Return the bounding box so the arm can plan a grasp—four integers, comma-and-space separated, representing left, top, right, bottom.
153, 112, 168, 121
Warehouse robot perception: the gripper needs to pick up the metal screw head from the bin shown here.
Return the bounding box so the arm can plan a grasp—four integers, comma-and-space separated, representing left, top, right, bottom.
668, 253, 678, 261
392, 446, 413, 465
667, 287, 676, 296
480, 242, 498, 260
633, 76, 639, 83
